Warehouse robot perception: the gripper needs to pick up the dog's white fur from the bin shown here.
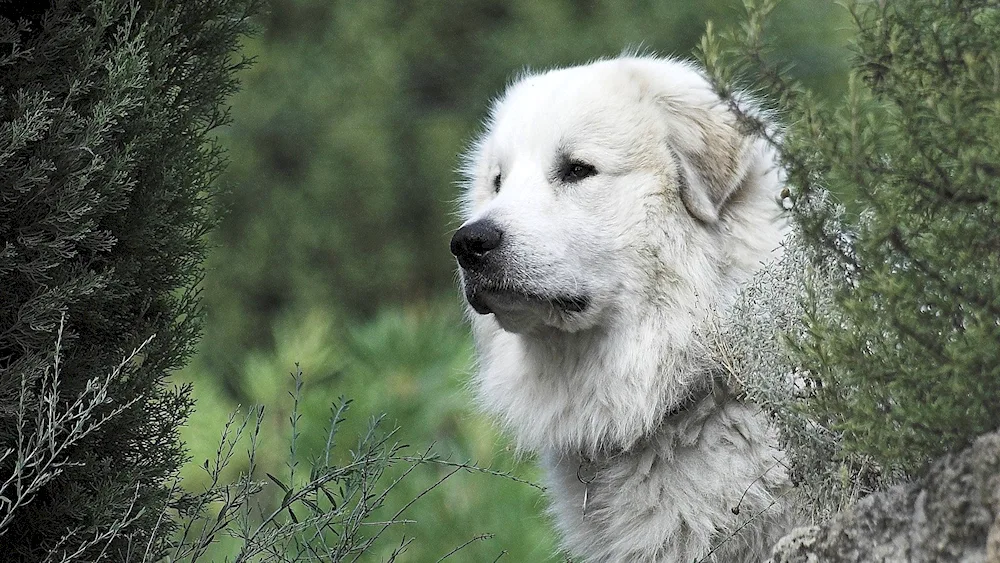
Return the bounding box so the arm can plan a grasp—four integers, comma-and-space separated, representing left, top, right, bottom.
454, 56, 791, 562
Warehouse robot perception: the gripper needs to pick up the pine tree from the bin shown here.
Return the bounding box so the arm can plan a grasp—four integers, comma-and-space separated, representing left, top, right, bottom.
701, 0, 1000, 476
0, 1, 256, 559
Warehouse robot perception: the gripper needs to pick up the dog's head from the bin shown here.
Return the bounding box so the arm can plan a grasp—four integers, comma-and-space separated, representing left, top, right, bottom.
453, 56, 783, 335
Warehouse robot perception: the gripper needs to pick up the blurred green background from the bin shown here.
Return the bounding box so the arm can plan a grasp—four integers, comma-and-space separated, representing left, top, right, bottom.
175, 1, 852, 560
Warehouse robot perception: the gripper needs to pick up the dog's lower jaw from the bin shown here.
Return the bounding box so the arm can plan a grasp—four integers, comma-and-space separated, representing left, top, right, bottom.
480, 295, 606, 335
541, 398, 792, 563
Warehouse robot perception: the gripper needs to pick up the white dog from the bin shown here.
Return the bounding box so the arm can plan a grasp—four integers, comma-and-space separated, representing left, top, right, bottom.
451, 55, 791, 562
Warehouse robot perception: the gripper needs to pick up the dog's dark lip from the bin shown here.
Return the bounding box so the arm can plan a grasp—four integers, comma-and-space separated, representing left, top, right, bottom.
466, 291, 493, 315
465, 285, 589, 315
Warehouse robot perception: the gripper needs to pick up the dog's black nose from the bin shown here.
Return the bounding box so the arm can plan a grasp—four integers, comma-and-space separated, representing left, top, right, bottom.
450, 220, 503, 270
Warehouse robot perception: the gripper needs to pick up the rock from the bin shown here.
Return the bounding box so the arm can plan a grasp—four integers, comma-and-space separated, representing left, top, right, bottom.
771, 430, 1000, 563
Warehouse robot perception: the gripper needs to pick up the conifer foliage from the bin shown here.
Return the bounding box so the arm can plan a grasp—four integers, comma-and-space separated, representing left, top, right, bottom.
0, 1, 255, 559
703, 0, 1000, 476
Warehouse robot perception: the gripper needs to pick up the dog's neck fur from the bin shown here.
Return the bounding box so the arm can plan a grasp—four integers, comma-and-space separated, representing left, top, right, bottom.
471, 257, 731, 457
541, 391, 790, 562
573, 369, 729, 471
472, 309, 791, 561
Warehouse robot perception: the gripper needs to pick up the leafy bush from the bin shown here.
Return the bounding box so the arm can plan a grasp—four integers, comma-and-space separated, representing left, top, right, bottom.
2, 323, 539, 562
0, 1, 255, 559
177, 305, 558, 562
698, 236, 890, 522
700, 0, 1000, 481
171, 364, 539, 563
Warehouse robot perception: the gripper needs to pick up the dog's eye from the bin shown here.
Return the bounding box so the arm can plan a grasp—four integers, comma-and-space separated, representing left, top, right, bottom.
492, 172, 502, 193
559, 160, 597, 183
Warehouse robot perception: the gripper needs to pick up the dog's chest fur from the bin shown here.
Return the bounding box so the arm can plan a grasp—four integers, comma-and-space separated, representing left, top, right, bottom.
543, 398, 791, 562
471, 315, 793, 562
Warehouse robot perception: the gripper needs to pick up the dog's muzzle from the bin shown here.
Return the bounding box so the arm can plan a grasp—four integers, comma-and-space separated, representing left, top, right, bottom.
451, 220, 591, 322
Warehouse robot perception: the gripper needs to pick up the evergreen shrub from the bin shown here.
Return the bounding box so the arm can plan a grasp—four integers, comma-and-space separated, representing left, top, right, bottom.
0, 1, 255, 559
700, 0, 1000, 483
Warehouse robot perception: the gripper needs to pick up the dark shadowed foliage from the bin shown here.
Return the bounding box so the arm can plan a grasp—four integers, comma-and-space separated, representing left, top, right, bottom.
0, 0, 256, 559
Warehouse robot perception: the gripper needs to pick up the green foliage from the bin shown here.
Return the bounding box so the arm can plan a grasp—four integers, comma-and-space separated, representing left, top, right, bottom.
701, 0, 1000, 475
168, 363, 543, 563
699, 236, 891, 521
1, 332, 530, 562
0, 1, 256, 559
0, 318, 155, 559
178, 305, 557, 562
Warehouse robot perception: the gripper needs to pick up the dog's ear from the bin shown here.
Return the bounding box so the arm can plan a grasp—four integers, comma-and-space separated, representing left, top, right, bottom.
672, 115, 756, 224
657, 96, 758, 224
626, 58, 770, 223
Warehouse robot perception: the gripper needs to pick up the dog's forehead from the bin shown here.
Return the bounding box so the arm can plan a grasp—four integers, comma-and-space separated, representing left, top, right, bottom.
488, 64, 646, 147
481, 58, 713, 162
505, 63, 640, 111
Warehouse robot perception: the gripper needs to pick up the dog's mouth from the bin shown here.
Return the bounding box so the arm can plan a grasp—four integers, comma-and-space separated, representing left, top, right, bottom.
465, 285, 590, 316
